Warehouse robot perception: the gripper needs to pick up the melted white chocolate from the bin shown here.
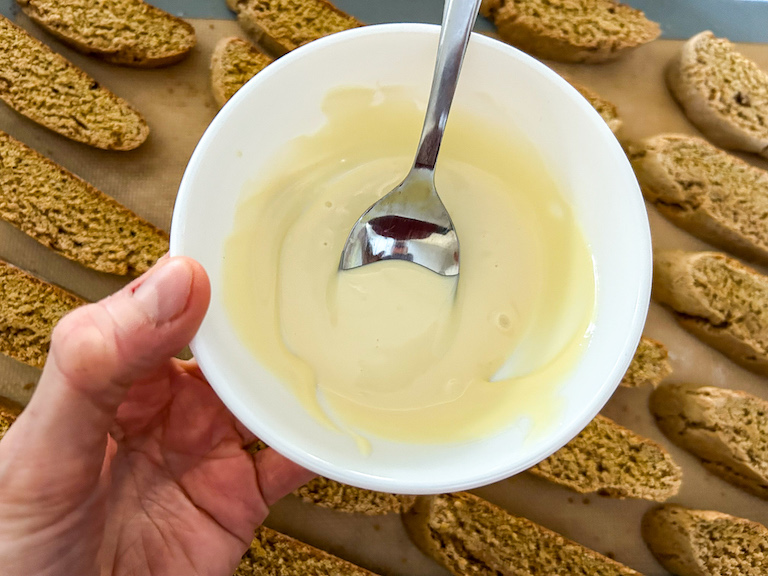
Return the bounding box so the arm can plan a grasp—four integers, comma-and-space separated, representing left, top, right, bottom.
223, 87, 596, 447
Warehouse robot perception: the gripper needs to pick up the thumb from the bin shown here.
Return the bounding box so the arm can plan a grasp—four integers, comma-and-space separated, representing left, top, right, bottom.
10, 256, 210, 477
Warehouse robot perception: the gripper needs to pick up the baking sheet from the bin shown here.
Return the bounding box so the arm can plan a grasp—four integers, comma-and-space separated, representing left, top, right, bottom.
0, 6, 767, 576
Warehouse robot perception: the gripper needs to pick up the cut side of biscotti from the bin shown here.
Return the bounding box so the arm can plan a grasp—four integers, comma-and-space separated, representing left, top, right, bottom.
628, 134, 768, 264
0, 15, 148, 150
0, 396, 22, 441
0, 260, 85, 368
210, 37, 273, 108
485, 0, 660, 63
294, 476, 415, 515
17, 0, 196, 67
236, 526, 380, 575
642, 505, 768, 576
0, 132, 168, 275
528, 414, 682, 500
620, 336, 671, 388
652, 250, 768, 375
226, 0, 362, 56
402, 492, 641, 575
667, 31, 768, 158
570, 80, 623, 134
650, 383, 768, 499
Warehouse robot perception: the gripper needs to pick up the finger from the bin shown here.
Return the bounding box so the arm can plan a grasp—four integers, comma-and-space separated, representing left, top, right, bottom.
14, 257, 211, 477
254, 448, 317, 506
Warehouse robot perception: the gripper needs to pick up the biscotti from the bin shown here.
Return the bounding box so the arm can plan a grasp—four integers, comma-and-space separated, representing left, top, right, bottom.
650, 383, 768, 499
652, 250, 768, 375
628, 134, 768, 264
17, 0, 196, 67
667, 31, 768, 158
642, 505, 768, 576
236, 526, 380, 575
0, 131, 168, 275
483, 0, 660, 63
571, 80, 623, 135
620, 336, 671, 388
294, 476, 415, 515
0, 396, 22, 441
528, 414, 681, 500
0, 260, 85, 368
0, 15, 148, 150
227, 0, 362, 56
402, 492, 641, 575
210, 37, 273, 108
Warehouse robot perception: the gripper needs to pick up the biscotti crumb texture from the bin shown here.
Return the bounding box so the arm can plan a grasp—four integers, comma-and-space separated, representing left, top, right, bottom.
227, 0, 362, 56
0, 260, 84, 368
650, 383, 768, 499
236, 526, 380, 575
0, 396, 22, 441
0, 132, 168, 275
652, 250, 768, 375
642, 504, 768, 576
0, 15, 148, 150
666, 31, 768, 158
210, 37, 273, 108
294, 476, 415, 515
17, 0, 196, 67
528, 414, 682, 500
628, 134, 768, 265
487, 0, 660, 63
620, 336, 671, 388
402, 492, 641, 575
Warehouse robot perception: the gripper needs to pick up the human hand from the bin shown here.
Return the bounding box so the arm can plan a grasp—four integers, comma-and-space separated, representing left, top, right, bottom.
0, 256, 316, 576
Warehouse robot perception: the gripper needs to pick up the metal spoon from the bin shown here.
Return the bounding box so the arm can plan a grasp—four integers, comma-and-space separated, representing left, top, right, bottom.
339, 0, 481, 277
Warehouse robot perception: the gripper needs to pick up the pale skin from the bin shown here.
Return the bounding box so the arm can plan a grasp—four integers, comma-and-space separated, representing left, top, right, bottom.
0, 256, 316, 576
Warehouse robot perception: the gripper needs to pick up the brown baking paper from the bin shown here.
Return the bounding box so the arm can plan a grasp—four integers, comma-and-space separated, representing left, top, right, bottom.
1, 14, 767, 575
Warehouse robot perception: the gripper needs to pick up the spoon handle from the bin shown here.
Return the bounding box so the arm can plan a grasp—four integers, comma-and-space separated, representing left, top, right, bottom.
413, 0, 482, 172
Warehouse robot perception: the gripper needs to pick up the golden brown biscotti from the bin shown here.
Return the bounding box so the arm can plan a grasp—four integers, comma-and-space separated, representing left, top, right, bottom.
483, 0, 660, 63
0, 260, 85, 368
0, 131, 168, 275
620, 336, 672, 388
666, 31, 768, 158
652, 250, 768, 375
528, 414, 682, 500
570, 80, 623, 134
226, 0, 363, 56
294, 476, 415, 515
642, 505, 768, 576
0, 396, 22, 441
402, 492, 642, 575
210, 37, 273, 108
0, 15, 148, 150
235, 526, 380, 575
628, 134, 768, 264
650, 383, 768, 499
17, 0, 196, 67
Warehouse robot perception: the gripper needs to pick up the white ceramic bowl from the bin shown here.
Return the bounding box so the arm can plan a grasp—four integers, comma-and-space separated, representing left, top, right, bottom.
170, 23, 651, 494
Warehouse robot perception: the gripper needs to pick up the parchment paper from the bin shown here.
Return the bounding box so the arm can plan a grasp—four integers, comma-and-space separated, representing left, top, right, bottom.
1, 13, 767, 576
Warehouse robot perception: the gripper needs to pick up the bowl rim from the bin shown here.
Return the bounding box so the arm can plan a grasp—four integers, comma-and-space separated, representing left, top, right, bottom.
170, 22, 652, 493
